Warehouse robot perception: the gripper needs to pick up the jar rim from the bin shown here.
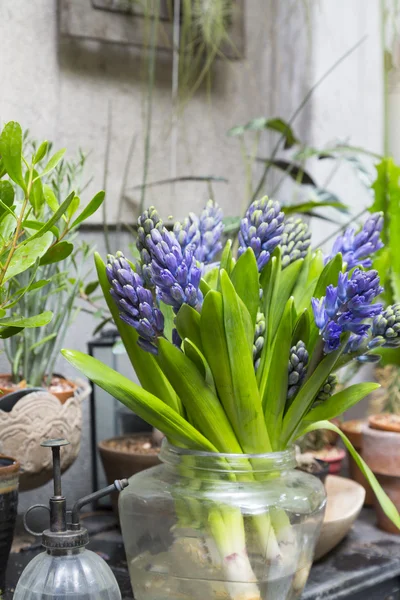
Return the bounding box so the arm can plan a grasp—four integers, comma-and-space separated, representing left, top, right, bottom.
160, 440, 296, 472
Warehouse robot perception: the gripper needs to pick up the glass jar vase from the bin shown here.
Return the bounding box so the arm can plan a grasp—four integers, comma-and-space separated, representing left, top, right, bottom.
119, 441, 326, 600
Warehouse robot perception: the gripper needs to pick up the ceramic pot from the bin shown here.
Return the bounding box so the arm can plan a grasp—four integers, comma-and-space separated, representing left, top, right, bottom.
0, 373, 77, 404
314, 475, 365, 560
362, 419, 400, 534
0, 382, 90, 491
99, 433, 160, 514
118, 441, 326, 600
309, 446, 346, 475
0, 455, 20, 592
340, 419, 374, 506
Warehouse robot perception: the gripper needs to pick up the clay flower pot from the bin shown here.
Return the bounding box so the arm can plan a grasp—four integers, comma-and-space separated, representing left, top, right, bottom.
340, 419, 374, 506
362, 415, 400, 534
308, 446, 346, 475
0, 373, 77, 404
0, 455, 19, 592
0, 382, 90, 491
99, 433, 161, 514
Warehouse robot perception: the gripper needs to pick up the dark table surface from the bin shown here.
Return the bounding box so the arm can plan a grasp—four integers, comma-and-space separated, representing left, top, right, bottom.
5, 508, 400, 599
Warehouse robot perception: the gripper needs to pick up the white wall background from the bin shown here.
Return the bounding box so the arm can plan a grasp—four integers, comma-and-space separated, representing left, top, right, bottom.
0, 0, 384, 509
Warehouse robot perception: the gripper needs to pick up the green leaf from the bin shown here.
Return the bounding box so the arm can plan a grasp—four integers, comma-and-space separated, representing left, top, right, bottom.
157, 337, 242, 453
30, 169, 44, 214
0, 311, 53, 328
270, 258, 303, 338
255, 158, 316, 186
227, 117, 299, 149
0, 181, 15, 217
175, 303, 203, 352
376, 160, 400, 301
3, 232, 53, 281
39, 241, 74, 265
299, 421, 400, 530
33, 141, 48, 164
159, 301, 174, 341
257, 251, 281, 393
300, 383, 380, 427
70, 191, 105, 228
0, 326, 24, 339
43, 184, 59, 212
202, 267, 218, 291
95, 253, 182, 415
282, 199, 349, 215
67, 195, 80, 219
61, 349, 217, 452
23, 220, 59, 239
183, 338, 217, 394
281, 347, 343, 445
0, 122, 25, 190
30, 332, 58, 353
38, 148, 66, 179
219, 240, 235, 278
84, 280, 99, 296
21, 191, 75, 244
230, 248, 259, 328
292, 309, 310, 346
263, 298, 294, 448
200, 290, 237, 438
220, 271, 272, 453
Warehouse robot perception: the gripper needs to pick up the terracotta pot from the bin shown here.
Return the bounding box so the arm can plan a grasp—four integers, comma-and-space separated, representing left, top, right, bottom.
0, 373, 77, 404
309, 446, 346, 474
0, 455, 19, 592
340, 419, 374, 506
0, 382, 90, 491
99, 433, 161, 514
362, 420, 400, 534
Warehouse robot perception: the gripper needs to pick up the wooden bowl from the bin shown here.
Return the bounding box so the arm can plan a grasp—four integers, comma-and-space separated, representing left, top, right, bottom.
314, 475, 365, 560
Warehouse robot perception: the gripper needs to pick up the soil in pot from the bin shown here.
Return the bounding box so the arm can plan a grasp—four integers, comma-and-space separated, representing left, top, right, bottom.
362, 418, 400, 534
340, 419, 374, 506
0, 455, 19, 593
0, 373, 77, 404
99, 433, 161, 515
308, 446, 345, 475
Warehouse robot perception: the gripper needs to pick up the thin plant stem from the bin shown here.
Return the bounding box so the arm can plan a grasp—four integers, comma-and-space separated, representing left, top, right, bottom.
140, 2, 159, 216
116, 132, 137, 230
103, 100, 112, 255
314, 207, 368, 250
249, 35, 369, 206
170, 0, 181, 182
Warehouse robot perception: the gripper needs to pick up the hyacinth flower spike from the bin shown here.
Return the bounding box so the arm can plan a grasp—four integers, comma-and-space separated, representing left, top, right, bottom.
238, 196, 284, 271
326, 212, 384, 270
106, 252, 164, 354
312, 269, 383, 354
174, 199, 224, 265
136, 209, 204, 313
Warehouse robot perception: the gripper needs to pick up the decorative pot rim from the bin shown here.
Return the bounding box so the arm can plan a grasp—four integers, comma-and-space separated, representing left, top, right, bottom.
0, 455, 20, 476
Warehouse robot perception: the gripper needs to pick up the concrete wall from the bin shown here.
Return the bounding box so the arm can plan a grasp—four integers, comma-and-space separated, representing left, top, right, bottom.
0, 0, 384, 511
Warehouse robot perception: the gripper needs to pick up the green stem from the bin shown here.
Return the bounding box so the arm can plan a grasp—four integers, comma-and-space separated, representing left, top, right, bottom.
140, 3, 159, 216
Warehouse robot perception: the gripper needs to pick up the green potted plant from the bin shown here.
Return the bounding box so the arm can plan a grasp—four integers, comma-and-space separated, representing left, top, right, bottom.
0, 120, 105, 491
0, 119, 99, 593
63, 197, 400, 599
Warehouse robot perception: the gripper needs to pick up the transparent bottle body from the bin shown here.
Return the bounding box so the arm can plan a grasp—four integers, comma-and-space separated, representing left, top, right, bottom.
13, 547, 122, 600
119, 442, 326, 600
